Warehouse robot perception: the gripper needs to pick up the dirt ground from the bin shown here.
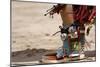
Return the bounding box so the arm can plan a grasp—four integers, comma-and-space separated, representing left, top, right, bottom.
11, 1, 96, 66
12, 1, 63, 52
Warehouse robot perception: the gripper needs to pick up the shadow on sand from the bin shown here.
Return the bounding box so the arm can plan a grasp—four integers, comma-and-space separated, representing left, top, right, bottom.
11, 48, 56, 62
11, 48, 96, 62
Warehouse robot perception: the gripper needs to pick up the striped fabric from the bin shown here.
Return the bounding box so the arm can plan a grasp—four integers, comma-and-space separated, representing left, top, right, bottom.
73, 5, 96, 23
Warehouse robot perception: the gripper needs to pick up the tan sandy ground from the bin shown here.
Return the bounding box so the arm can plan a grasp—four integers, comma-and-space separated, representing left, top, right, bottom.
12, 1, 63, 52
11, 1, 96, 65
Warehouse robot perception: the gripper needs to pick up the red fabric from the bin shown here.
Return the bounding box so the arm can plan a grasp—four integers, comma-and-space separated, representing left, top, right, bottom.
88, 7, 96, 22
73, 6, 96, 23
